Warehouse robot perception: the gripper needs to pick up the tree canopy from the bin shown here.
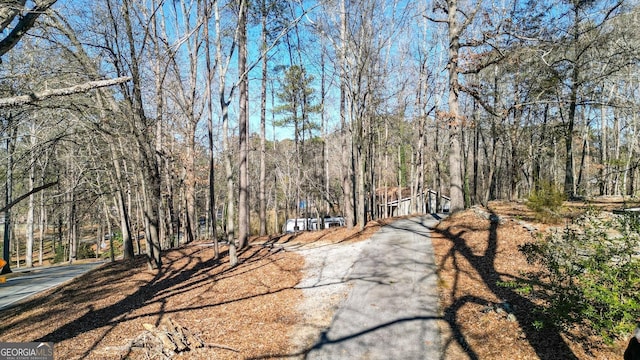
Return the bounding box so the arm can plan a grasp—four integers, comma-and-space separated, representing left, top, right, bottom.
0, 0, 638, 273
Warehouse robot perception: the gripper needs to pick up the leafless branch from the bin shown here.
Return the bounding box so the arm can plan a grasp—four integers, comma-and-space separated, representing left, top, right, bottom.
0, 0, 58, 58
0, 76, 131, 107
0, 181, 58, 214
423, 15, 448, 24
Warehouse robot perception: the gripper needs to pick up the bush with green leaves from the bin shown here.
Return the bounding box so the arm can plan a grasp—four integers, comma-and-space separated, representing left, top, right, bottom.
77, 242, 96, 259
52, 244, 66, 264
519, 211, 640, 343
100, 233, 123, 260
526, 181, 567, 223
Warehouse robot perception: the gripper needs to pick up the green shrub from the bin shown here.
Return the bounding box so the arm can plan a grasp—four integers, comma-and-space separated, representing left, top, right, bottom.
77, 243, 96, 259
527, 181, 566, 223
519, 212, 640, 343
52, 244, 66, 263
100, 233, 123, 259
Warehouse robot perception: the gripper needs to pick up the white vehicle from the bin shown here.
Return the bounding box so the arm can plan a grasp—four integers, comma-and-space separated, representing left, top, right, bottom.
284, 217, 345, 233
321, 217, 345, 229
284, 218, 310, 233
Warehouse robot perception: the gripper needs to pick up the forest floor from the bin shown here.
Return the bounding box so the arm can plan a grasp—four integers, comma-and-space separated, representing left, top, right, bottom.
0, 198, 638, 359
433, 198, 639, 360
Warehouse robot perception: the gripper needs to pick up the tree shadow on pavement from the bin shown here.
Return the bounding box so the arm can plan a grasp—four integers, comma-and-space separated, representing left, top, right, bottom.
248, 215, 444, 360
247, 315, 442, 360
433, 211, 578, 360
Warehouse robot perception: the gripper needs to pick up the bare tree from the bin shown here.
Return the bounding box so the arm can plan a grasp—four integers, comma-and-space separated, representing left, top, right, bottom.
116, 0, 163, 269
203, 0, 219, 258
238, 0, 249, 250
0, 0, 57, 57
427, 1, 481, 212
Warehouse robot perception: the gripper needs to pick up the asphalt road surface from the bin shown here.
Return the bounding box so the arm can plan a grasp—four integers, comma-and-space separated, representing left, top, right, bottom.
0, 262, 104, 311
307, 215, 443, 360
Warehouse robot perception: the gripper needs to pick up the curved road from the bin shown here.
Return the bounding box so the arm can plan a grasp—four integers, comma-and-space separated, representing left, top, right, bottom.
0, 262, 104, 311
308, 215, 443, 360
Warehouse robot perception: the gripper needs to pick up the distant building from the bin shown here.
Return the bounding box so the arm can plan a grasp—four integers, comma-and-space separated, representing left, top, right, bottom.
376, 187, 450, 217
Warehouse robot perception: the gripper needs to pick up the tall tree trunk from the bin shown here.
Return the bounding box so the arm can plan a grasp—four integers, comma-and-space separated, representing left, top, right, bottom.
38, 183, 46, 266
150, 0, 168, 249
203, 0, 219, 258
122, 0, 162, 270
14, 224, 19, 268
176, 0, 201, 245
565, 85, 577, 198
447, 0, 465, 212
417, 84, 427, 211
272, 87, 279, 232
321, 46, 330, 216
215, 0, 237, 266
613, 107, 621, 195
510, 127, 518, 200
1, 124, 16, 274
370, 129, 377, 220
139, 168, 162, 269
237, 0, 249, 250
225, 114, 237, 264
434, 115, 443, 212
104, 199, 115, 262
356, 129, 365, 229
184, 133, 196, 244
533, 104, 549, 191
564, 6, 581, 199
111, 142, 134, 259
473, 105, 480, 204
96, 223, 103, 259
384, 123, 389, 217
258, 0, 267, 236
577, 108, 589, 196
340, 0, 354, 228
68, 189, 77, 263
163, 152, 176, 248
600, 98, 608, 195
625, 90, 638, 196
26, 120, 36, 267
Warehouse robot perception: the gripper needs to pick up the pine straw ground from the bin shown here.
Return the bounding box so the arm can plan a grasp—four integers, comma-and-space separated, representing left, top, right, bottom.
0, 221, 383, 360
434, 199, 637, 360
0, 199, 636, 359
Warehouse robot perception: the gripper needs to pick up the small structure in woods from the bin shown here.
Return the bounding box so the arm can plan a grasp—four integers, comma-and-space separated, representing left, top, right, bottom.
281, 187, 450, 233
376, 187, 450, 217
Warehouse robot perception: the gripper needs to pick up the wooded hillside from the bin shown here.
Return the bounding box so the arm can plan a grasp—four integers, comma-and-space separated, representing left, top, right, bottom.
0, 0, 639, 271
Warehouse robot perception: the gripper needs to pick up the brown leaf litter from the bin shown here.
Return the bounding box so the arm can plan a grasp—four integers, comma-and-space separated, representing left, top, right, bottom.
0, 204, 636, 359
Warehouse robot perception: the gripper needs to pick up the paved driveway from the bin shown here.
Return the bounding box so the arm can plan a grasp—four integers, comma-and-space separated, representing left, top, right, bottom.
307, 215, 443, 360
0, 262, 104, 311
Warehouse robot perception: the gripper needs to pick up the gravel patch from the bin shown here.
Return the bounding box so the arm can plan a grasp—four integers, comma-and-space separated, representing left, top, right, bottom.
289, 239, 373, 356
